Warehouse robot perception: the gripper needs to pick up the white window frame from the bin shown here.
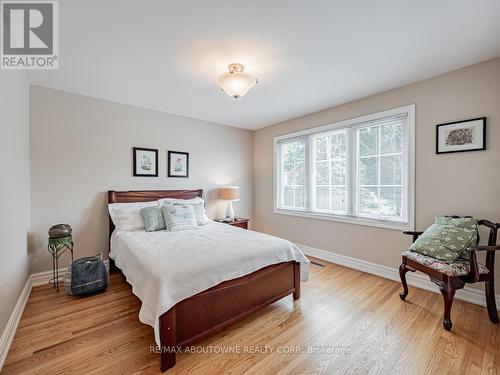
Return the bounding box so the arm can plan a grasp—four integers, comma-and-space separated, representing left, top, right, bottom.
276, 135, 309, 211
273, 105, 415, 231
310, 128, 349, 215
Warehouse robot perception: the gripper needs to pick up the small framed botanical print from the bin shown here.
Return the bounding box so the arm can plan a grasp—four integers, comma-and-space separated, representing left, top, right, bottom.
436, 117, 486, 154
133, 147, 158, 177
168, 151, 189, 178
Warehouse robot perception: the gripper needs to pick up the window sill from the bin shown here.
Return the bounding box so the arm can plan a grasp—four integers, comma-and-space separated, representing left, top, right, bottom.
273, 208, 413, 231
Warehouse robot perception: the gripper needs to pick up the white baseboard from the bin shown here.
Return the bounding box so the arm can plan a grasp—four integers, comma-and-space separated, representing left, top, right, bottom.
0, 276, 32, 372
31, 260, 110, 287
0, 260, 110, 371
298, 243, 500, 309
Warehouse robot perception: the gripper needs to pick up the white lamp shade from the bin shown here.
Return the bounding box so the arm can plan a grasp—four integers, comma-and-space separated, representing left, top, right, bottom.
219, 186, 240, 201
216, 64, 257, 99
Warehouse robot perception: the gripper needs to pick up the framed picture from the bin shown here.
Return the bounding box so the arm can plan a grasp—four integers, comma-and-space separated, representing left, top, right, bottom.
168, 151, 189, 178
133, 147, 158, 177
436, 117, 486, 154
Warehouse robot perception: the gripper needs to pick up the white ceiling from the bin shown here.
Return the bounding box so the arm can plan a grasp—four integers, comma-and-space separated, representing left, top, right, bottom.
28, 0, 500, 130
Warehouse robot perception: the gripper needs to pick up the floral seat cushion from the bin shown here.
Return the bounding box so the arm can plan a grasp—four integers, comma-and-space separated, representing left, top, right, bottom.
402, 251, 489, 277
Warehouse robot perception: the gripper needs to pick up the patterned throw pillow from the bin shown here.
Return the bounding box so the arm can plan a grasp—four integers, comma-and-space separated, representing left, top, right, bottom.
161, 204, 199, 232
140, 206, 166, 232
435, 216, 478, 231
437, 217, 480, 260
409, 216, 478, 263
173, 202, 209, 226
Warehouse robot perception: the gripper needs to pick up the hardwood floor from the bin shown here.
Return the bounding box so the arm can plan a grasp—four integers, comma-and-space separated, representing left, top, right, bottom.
3, 258, 499, 375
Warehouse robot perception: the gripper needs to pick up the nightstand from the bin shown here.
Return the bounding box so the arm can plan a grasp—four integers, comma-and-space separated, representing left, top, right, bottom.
214, 217, 249, 229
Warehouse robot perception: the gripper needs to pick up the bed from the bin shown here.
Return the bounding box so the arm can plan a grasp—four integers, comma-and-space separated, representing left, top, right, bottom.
107, 189, 309, 372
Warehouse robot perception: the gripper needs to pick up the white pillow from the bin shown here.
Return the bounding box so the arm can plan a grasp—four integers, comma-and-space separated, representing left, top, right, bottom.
161, 204, 199, 232
158, 197, 209, 226
157, 197, 204, 205
108, 201, 158, 231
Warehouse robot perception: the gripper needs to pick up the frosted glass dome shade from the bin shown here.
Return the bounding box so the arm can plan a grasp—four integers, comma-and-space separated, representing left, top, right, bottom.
216, 63, 258, 99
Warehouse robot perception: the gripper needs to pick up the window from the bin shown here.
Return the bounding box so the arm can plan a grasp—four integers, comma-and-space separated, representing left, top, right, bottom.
279, 138, 307, 209
312, 129, 347, 213
275, 105, 415, 230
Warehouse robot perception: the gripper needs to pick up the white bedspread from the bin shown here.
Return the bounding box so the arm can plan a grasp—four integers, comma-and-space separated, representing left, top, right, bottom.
110, 221, 310, 345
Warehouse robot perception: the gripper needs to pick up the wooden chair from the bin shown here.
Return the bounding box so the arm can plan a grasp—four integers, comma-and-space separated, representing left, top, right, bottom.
399, 216, 500, 330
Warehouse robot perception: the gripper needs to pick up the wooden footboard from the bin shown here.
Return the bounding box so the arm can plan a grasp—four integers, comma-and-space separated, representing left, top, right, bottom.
159, 261, 300, 372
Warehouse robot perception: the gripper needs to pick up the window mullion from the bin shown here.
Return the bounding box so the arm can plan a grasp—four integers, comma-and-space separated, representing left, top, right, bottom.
402, 118, 409, 221
349, 127, 356, 216
279, 145, 283, 208
292, 157, 296, 208
307, 135, 314, 212
378, 126, 381, 211
327, 135, 331, 211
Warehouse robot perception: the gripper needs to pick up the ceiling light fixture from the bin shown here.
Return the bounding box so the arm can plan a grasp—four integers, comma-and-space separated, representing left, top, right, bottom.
216, 63, 258, 99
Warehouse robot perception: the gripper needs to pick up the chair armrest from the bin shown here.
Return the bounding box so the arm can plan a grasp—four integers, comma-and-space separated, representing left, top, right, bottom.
467, 245, 500, 282
403, 231, 424, 236
471, 245, 500, 252
403, 231, 424, 243
467, 250, 481, 282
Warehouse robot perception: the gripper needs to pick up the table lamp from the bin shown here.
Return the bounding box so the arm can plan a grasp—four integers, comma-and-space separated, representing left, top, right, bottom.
219, 186, 240, 221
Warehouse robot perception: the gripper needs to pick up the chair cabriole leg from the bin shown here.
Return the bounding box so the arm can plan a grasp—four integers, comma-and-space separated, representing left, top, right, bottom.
399, 262, 411, 300
439, 284, 455, 331
485, 279, 499, 324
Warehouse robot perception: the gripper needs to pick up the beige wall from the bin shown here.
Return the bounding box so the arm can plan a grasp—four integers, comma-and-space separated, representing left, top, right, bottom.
0, 71, 30, 335
253, 58, 500, 291
26, 58, 500, 289
29, 86, 253, 273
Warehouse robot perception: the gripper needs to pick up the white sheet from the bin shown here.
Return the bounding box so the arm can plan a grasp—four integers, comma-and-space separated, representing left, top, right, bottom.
110, 221, 310, 345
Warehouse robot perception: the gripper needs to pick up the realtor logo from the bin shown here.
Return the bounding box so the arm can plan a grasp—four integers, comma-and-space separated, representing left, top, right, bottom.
1, 1, 58, 69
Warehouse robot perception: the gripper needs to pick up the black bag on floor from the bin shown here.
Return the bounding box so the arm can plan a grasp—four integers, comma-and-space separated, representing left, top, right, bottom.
64, 254, 107, 296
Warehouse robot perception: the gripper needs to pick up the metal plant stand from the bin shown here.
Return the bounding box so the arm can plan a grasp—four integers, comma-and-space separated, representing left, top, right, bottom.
47, 236, 74, 291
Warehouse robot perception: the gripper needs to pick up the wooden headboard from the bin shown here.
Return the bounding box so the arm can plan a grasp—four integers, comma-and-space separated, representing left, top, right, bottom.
107, 189, 203, 268
108, 189, 203, 233
108, 189, 203, 205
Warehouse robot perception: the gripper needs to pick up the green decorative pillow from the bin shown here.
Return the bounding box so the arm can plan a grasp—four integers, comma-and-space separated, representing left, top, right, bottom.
409, 216, 478, 263
161, 204, 199, 232
140, 206, 166, 232
435, 216, 478, 231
